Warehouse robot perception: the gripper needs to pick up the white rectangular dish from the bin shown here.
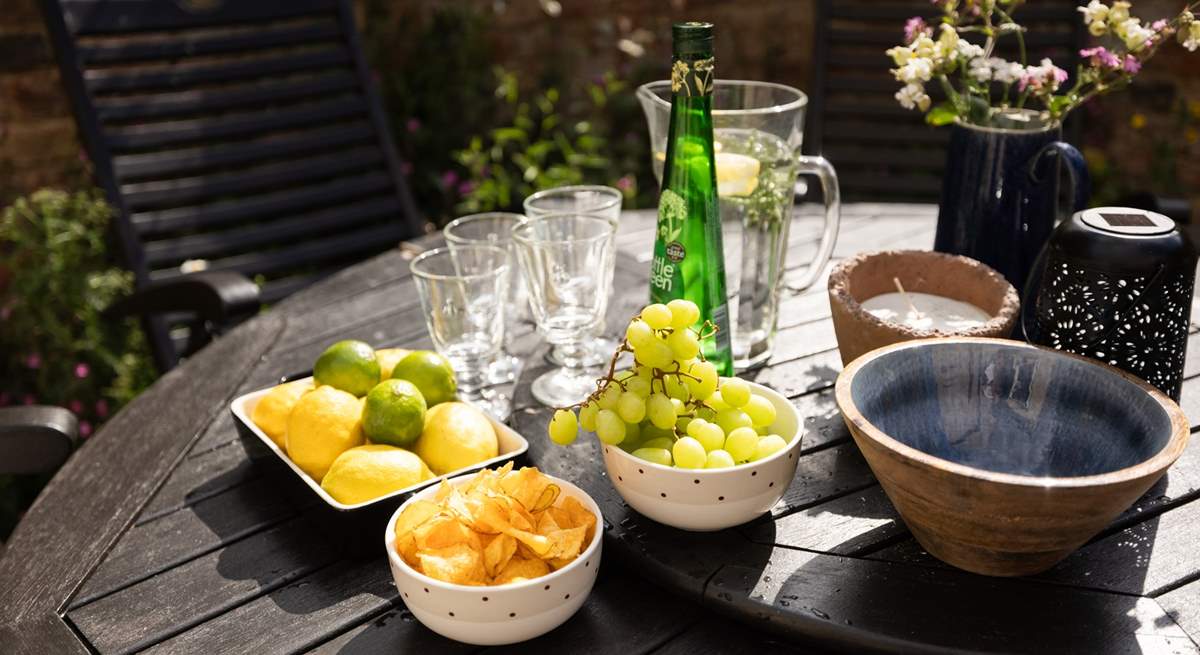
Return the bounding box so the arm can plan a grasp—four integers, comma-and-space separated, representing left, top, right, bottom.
229, 378, 529, 511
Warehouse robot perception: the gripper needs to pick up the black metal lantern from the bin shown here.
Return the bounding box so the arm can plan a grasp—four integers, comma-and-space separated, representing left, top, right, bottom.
1024, 207, 1197, 401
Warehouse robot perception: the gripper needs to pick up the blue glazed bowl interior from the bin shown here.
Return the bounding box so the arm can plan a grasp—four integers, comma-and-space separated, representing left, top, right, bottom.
850, 342, 1171, 478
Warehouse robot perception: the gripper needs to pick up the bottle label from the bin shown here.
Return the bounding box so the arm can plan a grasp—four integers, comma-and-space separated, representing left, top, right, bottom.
671, 56, 714, 97
651, 189, 688, 293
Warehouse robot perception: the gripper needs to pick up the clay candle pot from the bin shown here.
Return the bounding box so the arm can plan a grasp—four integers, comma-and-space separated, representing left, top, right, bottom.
827, 250, 1019, 365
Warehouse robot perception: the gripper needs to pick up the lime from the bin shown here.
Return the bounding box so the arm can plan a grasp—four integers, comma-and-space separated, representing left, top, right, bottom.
391, 350, 457, 406
414, 402, 498, 475
286, 386, 364, 481
313, 340, 380, 397
362, 379, 426, 447
320, 445, 432, 505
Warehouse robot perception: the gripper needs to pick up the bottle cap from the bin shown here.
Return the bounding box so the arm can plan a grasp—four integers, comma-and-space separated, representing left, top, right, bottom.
673, 22, 713, 57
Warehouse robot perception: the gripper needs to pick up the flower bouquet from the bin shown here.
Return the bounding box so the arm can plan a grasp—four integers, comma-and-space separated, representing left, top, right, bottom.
887, 0, 1200, 127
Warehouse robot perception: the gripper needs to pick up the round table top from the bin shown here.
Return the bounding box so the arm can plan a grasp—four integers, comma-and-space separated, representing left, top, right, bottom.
2, 204, 1200, 655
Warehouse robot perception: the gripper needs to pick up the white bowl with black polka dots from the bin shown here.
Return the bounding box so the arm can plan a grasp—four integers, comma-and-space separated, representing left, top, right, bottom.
601, 381, 802, 531
384, 471, 603, 645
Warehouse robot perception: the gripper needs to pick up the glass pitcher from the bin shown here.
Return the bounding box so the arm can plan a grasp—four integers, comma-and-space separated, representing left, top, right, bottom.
638, 80, 840, 369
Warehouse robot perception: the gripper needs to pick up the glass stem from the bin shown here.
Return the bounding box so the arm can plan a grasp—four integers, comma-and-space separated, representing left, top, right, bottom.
556, 342, 588, 377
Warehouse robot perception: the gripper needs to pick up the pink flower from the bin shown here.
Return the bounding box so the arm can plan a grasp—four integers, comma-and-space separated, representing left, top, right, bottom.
400, 161, 413, 176
406, 118, 421, 133
24, 353, 41, 369
0, 392, 10, 406
0, 302, 11, 321
440, 170, 460, 189
74, 362, 90, 379
456, 180, 476, 196
904, 16, 928, 43
68, 399, 84, 414
80, 421, 93, 438
22, 394, 35, 406
615, 175, 634, 192
1123, 55, 1142, 73
1080, 46, 1121, 69
95, 399, 109, 418
1152, 19, 1169, 32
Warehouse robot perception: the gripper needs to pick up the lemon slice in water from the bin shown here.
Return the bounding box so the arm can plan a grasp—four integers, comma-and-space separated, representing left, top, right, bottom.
715, 152, 760, 197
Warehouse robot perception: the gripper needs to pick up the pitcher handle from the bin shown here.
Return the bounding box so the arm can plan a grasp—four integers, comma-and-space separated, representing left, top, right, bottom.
1028, 140, 1091, 214
788, 154, 841, 291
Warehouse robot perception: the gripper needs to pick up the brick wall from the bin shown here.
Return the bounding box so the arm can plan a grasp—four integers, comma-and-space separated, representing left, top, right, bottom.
0, 0, 86, 205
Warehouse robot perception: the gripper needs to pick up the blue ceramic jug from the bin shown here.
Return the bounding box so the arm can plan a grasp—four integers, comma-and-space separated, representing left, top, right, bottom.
933, 110, 1090, 294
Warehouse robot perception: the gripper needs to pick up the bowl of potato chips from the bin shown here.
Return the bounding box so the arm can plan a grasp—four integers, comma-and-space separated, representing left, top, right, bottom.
384, 464, 602, 645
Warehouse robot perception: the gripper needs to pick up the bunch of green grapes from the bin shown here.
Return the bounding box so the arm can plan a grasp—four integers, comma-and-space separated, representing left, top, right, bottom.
546, 300, 792, 469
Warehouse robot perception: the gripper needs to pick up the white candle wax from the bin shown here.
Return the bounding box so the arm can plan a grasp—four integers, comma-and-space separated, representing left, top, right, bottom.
860, 291, 991, 332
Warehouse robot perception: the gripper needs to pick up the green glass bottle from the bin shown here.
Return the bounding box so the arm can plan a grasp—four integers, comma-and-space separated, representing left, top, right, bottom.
650, 21, 733, 375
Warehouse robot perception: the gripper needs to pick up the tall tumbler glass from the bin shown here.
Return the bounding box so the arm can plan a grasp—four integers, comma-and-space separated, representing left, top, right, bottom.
410, 245, 510, 415
512, 213, 617, 407
524, 185, 623, 368
637, 80, 841, 370
444, 212, 528, 384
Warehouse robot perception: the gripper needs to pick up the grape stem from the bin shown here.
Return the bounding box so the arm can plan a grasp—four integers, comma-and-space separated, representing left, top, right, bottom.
550, 316, 718, 414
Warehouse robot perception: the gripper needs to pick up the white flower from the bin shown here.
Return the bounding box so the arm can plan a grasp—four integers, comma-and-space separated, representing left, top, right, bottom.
895, 83, 931, 111
1118, 18, 1156, 51
989, 58, 1024, 84
968, 57, 992, 82
1108, 1, 1131, 24
935, 24, 960, 60
957, 41, 985, 60
911, 33, 937, 59
1089, 20, 1110, 36
895, 57, 934, 84
887, 45, 914, 66
1078, 0, 1109, 25
1182, 21, 1200, 51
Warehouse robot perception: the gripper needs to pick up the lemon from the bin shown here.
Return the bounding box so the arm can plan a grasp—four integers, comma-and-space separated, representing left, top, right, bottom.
715, 152, 760, 198
376, 348, 412, 380
250, 379, 313, 448
414, 402, 498, 475
391, 350, 457, 406
320, 444, 433, 505
286, 386, 365, 481
313, 340, 380, 397
363, 379, 426, 448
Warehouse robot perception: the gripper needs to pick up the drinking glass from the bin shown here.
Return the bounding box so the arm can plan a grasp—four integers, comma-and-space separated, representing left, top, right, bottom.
410, 245, 510, 414
523, 185, 623, 221
444, 212, 528, 384
523, 185, 623, 367
512, 213, 617, 407
637, 80, 841, 370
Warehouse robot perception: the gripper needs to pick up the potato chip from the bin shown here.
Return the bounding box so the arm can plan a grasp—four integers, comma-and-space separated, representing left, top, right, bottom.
483, 533, 517, 578
418, 543, 487, 585
493, 556, 551, 585
392, 465, 595, 586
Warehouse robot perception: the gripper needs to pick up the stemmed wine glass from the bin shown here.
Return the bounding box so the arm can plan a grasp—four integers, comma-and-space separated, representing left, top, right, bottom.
511, 213, 618, 407
409, 244, 510, 417
523, 185, 623, 367
443, 212, 529, 384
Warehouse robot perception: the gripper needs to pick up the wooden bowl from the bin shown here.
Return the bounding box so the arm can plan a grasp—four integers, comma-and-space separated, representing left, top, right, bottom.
835, 337, 1189, 576
828, 250, 1019, 366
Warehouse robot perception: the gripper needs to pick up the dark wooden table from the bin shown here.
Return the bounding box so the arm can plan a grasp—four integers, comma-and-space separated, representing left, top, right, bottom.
3, 204, 1200, 654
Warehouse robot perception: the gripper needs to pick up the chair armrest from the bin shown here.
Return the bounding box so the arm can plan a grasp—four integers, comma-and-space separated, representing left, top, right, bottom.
0, 406, 79, 475
106, 271, 261, 325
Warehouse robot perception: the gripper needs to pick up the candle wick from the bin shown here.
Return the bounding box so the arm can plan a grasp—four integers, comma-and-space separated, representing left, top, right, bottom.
893, 277, 924, 319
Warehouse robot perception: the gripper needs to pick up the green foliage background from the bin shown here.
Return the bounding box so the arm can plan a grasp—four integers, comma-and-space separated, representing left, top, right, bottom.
0, 189, 155, 538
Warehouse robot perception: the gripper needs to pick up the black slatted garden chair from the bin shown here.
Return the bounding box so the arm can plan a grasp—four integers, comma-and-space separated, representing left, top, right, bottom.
39, 0, 427, 372
808, 0, 1086, 202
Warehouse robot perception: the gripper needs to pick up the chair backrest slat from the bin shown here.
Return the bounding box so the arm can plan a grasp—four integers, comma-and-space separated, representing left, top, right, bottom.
60, 0, 336, 35
41, 0, 424, 371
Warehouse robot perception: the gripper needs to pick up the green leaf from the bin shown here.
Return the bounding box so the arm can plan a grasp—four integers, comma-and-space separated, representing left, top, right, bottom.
925, 102, 959, 126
